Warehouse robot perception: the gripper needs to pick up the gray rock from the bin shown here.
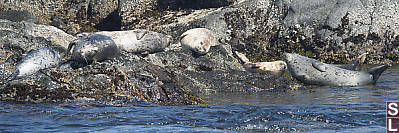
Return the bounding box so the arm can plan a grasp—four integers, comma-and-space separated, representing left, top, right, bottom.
0, 0, 119, 34
0, 19, 76, 50
0, 10, 38, 23
0, 19, 302, 105
117, 0, 399, 64
3, 0, 399, 105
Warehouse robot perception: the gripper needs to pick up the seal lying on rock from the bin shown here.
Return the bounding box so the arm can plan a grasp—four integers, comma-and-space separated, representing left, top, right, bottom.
235, 51, 286, 76
77, 29, 172, 55
180, 28, 218, 56
283, 53, 390, 86
4, 48, 61, 83
68, 34, 119, 64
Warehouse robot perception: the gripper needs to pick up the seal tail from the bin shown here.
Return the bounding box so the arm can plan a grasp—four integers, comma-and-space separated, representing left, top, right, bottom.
368, 64, 391, 84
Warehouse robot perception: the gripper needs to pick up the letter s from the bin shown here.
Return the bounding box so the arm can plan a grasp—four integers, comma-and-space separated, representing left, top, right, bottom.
389, 103, 398, 116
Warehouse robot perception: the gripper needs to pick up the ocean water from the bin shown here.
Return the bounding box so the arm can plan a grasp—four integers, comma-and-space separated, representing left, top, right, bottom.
0, 65, 398, 132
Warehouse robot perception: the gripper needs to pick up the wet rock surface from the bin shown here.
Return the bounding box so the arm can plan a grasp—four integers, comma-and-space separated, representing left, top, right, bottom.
1, 0, 398, 105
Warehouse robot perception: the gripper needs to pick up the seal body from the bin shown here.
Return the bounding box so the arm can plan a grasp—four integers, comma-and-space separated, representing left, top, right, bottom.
180, 28, 217, 56
69, 34, 119, 63
235, 51, 286, 76
283, 53, 390, 86
6, 48, 61, 82
78, 29, 172, 55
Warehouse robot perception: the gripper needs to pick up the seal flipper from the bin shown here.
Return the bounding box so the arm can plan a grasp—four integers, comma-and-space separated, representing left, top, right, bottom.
135, 30, 148, 40
312, 62, 327, 72
244, 63, 260, 69
140, 51, 149, 57
336, 53, 368, 70
367, 64, 391, 84
3, 69, 19, 85
351, 52, 367, 70
67, 41, 77, 55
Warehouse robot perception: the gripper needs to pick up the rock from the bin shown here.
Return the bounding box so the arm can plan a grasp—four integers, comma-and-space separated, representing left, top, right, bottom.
0, 0, 119, 34
4, 0, 399, 105
118, 0, 236, 41
0, 19, 302, 105
117, 0, 399, 64
0, 10, 38, 23
278, 0, 399, 64
0, 19, 76, 50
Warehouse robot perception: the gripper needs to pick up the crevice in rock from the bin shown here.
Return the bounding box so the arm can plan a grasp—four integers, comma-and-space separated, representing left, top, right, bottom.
158, 0, 234, 10
94, 9, 122, 31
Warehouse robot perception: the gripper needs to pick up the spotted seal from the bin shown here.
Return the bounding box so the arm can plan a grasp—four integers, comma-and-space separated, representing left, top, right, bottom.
68, 34, 119, 64
4, 48, 61, 83
77, 29, 172, 55
180, 28, 217, 56
235, 51, 287, 76
283, 53, 390, 86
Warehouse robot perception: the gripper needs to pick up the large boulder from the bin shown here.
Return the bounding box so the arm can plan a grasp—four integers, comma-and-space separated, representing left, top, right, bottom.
0, 19, 76, 50
0, 0, 119, 34
280, 0, 399, 64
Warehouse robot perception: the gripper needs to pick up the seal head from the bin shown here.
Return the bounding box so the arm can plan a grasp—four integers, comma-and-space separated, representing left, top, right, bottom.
180, 28, 217, 56
68, 34, 119, 64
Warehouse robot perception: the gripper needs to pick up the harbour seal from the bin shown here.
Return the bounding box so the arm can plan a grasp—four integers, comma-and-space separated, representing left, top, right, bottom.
77, 29, 172, 55
283, 53, 390, 86
4, 48, 61, 83
235, 51, 287, 76
180, 28, 217, 56
68, 34, 119, 64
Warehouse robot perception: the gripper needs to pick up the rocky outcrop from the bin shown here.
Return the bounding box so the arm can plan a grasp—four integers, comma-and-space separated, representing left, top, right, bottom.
280, 0, 399, 64
1, 0, 398, 105
117, 0, 399, 64
0, 19, 300, 105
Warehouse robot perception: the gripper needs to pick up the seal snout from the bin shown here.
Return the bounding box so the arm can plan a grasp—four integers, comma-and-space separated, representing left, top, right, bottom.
282, 53, 293, 62
194, 45, 208, 56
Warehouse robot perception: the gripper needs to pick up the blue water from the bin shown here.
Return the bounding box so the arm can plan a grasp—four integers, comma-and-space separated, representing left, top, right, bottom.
1, 65, 398, 132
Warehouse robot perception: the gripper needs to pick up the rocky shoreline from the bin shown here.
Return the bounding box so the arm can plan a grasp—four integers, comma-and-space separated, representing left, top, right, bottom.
1, 0, 398, 105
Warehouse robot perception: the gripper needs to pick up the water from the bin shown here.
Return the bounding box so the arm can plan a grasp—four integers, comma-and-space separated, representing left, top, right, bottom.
1, 65, 398, 132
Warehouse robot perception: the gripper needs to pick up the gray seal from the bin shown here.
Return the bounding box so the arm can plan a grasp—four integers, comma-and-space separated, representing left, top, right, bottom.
180, 28, 217, 56
77, 29, 172, 55
283, 53, 390, 86
5, 47, 61, 83
68, 34, 119, 64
